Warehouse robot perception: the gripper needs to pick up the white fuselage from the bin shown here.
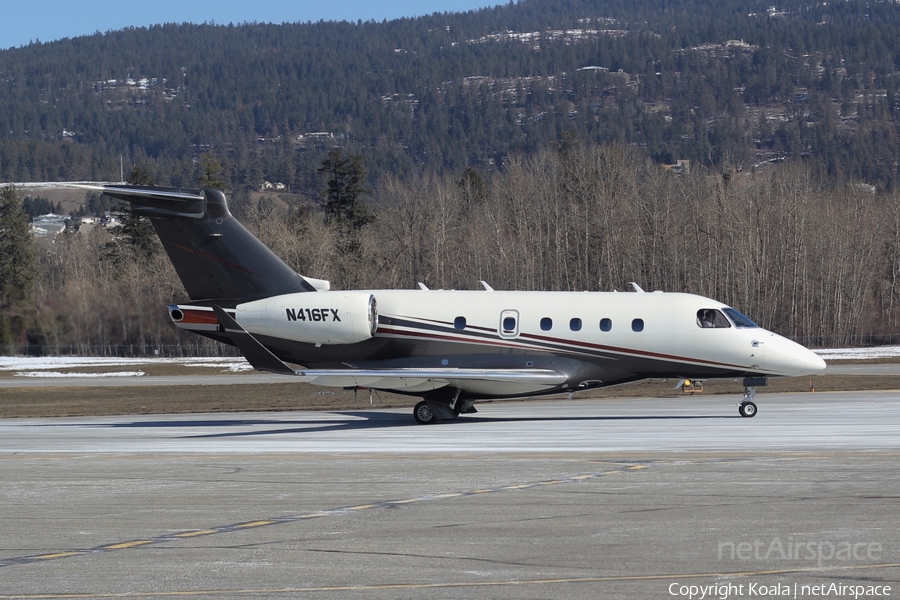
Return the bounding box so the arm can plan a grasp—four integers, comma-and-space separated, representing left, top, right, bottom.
173, 288, 825, 397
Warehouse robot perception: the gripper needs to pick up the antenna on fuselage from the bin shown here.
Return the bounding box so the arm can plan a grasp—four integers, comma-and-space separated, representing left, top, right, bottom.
630, 282, 645, 293
479, 280, 494, 291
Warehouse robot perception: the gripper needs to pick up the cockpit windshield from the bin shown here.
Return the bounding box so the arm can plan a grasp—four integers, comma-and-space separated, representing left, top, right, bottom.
697, 309, 731, 328
723, 308, 759, 328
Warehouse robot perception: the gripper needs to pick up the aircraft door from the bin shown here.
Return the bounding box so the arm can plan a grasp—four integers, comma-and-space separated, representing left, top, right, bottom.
499, 309, 520, 339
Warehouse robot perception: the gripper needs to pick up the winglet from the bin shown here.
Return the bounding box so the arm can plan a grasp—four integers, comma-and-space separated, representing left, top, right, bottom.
210, 305, 296, 375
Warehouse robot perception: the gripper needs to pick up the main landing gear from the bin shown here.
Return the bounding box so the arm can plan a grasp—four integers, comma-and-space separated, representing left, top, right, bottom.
413, 400, 437, 424
412, 389, 476, 424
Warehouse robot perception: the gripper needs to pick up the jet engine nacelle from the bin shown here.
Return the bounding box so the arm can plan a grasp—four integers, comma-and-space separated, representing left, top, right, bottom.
236, 292, 378, 345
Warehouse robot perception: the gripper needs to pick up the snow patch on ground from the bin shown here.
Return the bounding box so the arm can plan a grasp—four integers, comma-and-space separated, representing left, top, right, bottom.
814, 346, 900, 360
0, 356, 251, 377
14, 371, 146, 378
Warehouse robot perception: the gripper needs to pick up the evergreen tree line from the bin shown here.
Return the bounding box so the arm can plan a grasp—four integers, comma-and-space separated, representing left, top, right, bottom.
2, 146, 897, 352
3, 0, 900, 190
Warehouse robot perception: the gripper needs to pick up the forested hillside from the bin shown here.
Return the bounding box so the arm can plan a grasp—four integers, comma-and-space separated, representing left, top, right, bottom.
3, 0, 900, 190
1, 144, 898, 353
3, 0, 900, 353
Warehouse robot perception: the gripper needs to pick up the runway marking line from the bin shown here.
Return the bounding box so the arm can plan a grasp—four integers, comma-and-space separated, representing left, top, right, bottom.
0, 462, 652, 570
4, 562, 900, 598
171, 530, 216, 538
236, 521, 275, 529
103, 541, 154, 550
32, 552, 82, 560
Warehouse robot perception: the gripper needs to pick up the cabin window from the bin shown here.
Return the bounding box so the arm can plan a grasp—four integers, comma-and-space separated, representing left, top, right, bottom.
540, 317, 553, 331
723, 308, 759, 329
570, 318, 582, 331
503, 316, 517, 332
632, 318, 644, 332
454, 316, 467, 330
697, 309, 731, 329
599, 318, 612, 332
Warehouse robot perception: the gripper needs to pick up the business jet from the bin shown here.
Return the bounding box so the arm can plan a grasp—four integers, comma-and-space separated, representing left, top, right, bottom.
89, 184, 826, 423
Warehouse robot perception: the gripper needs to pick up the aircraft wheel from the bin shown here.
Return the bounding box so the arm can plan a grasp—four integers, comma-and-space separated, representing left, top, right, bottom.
739, 401, 757, 418
413, 401, 437, 424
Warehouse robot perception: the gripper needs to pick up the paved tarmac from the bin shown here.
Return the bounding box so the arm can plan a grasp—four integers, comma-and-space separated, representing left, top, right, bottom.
1, 392, 899, 599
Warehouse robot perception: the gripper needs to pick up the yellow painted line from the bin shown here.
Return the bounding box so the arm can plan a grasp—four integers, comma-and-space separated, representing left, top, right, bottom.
571, 475, 593, 480
347, 504, 376, 510
34, 552, 82, 560
387, 498, 421, 504
103, 540, 153, 550
297, 512, 329, 519
235, 521, 275, 528
626, 465, 647, 470
431, 493, 462, 499
470, 489, 492, 494
172, 530, 217, 538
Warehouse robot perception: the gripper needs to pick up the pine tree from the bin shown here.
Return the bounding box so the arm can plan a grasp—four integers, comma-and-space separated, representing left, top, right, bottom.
318, 150, 373, 229
119, 166, 159, 260
197, 152, 226, 189
0, 186, 36, 347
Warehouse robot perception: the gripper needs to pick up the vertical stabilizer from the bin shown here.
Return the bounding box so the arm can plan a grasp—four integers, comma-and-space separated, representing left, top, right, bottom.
97, 185, 315, 303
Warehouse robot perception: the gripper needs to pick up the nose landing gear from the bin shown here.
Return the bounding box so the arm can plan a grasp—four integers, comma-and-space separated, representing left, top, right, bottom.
739, 377, 766, 418
739, 396, 757, 418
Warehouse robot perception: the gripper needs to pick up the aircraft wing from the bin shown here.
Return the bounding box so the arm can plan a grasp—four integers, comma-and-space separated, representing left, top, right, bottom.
291, 368, 567, 393
210, 305, 567, 393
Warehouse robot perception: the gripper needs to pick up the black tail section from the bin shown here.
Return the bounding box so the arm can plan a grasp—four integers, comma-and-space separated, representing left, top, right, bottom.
99, 185, 315, 304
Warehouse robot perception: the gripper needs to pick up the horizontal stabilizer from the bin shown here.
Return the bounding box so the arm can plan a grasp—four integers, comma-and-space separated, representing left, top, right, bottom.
76, 184, 207, 218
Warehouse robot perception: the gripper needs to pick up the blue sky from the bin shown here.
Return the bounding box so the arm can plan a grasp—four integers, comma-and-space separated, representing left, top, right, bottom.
1, 1, 503, 51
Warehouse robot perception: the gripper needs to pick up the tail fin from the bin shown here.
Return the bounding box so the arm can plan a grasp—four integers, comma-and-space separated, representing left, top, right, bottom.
96, 185, 315, 303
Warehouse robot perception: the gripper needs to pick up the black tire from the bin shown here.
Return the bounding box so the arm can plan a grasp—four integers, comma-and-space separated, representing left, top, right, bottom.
739, 401, 757, 418
413, 401, 437, 424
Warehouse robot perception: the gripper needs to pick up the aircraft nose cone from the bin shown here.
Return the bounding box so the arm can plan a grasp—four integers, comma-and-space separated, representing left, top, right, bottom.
782, 343, 827, 376
766, 335, 827, 376
802, 350, 827, 374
